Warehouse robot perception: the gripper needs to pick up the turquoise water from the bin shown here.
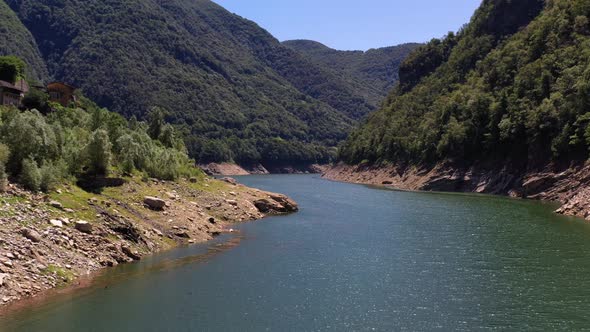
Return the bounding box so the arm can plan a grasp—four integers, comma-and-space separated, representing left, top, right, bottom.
2, 174, 590, 331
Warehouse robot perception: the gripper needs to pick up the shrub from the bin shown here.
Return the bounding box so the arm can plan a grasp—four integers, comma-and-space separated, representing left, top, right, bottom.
19, 158, 41, 191
39, 161, 65, 192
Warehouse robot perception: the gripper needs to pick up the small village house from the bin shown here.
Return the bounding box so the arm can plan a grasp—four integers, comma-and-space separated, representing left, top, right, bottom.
47, 82, 77, 107
0, 78, 29, 106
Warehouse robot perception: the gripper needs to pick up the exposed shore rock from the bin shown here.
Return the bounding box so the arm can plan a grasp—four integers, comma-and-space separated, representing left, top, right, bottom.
0, 176, 298, 309
143, 196, 167, 210
200, 162, 327, 175
254, 194, 299, 214
323, 162, 590, 220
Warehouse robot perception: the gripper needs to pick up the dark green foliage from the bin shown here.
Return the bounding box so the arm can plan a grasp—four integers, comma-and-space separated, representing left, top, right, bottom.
0, 55, 25, 83
85, 129, 112, 175
21, 88, 50, 112
340, 0, 590, 172
0, 1, 47, 82
4, 0, 373, 166
283, 40, 420, 108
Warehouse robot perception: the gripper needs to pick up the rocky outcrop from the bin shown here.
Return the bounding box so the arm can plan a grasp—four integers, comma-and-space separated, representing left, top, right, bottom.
254, 194, 299, 214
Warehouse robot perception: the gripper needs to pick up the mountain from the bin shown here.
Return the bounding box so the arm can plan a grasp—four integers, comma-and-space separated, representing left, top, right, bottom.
332, 0, 590, 216
283, 40, 420, 107
2, 0, 405, 170
338, 0, 576, 171
0, 0, 47, 81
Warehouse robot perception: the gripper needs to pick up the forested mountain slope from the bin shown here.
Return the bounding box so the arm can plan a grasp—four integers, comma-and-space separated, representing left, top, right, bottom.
283, 40, 420, 107
0, 0, 47, 81
339, 0, 588, 173
1, 0, 393, 169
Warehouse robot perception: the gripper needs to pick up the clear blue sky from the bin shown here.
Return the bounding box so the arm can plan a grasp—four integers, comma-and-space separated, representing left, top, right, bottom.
213, 0, 482, 51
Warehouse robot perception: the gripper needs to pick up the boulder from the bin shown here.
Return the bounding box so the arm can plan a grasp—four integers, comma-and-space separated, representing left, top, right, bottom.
0, 273, 7, 287
189, 177, 198, 183
75, 221, 93, 234
144, 196, 167, 210
121, 246, 141, 261
221, 177, 238, 185
254, 194, 299, 214
208, 217, 216, 224
382, 181, 393, 185
49, 219, 63, 228
165, 192, 177, 200
21, 228, 42, 243
226, 199, 238, 206
48, 200, 63, 209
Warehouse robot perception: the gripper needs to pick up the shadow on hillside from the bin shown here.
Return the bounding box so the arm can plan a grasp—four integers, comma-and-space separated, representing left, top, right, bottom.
76, 176, 126, 194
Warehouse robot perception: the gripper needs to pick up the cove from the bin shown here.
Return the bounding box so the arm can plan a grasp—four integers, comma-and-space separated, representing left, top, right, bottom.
1, 174, 590, 331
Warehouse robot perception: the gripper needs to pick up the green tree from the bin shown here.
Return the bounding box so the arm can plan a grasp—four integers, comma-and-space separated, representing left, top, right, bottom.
85, 129, 112, 175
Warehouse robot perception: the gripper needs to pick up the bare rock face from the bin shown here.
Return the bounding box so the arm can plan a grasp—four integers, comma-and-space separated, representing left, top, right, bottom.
144, 196, 167, 210
21, 228, 42, 243
74, 221, 93, 234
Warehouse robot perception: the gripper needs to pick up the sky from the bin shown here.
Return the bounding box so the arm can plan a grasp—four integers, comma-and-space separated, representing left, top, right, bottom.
213, 0, 482, 51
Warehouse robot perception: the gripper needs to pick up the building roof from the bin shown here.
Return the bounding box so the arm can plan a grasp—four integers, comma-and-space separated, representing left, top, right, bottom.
47, 81, 76, 90
0, 80, 26, 93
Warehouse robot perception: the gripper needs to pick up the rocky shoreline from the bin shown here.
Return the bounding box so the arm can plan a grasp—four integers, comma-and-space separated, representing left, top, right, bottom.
200, 163, 327, 176
0, 176, 297, 308
323, 162, 590, 220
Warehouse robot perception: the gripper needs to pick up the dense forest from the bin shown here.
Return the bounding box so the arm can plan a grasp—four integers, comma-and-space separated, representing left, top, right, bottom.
339, 0, 590, 174
0, 0, 414, 169
0, 0, 46, 81
283, 40, 420, 108
0, 56, 198, 192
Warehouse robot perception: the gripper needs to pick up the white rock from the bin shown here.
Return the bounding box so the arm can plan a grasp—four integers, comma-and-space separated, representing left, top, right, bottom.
49, 219, 63, 228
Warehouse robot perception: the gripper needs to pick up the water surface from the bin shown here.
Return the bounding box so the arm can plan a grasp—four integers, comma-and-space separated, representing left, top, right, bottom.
1, 175, 590, 331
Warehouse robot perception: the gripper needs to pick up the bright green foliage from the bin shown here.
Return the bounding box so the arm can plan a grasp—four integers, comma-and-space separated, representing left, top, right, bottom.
339, 0, 590, 171
0, 55, 25, 83
19, 158, 41, 191
2, 110, 59, 172
0, 81, 200, 191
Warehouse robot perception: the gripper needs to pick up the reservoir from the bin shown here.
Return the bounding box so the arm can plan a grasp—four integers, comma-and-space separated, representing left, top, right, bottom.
1, 175, 590, 331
